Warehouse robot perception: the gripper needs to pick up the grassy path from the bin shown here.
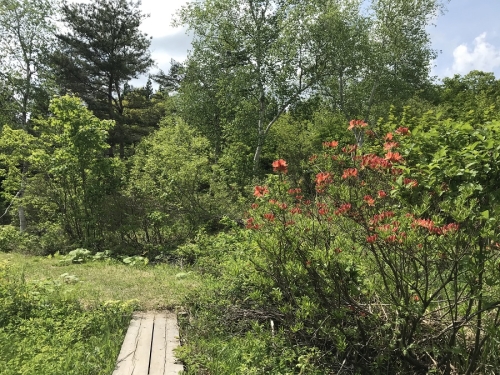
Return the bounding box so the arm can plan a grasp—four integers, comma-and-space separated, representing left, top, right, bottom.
0, 252, 199, 310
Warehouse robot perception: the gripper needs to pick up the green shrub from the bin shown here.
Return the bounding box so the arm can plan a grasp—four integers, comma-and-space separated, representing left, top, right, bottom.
0, 225, 37, 253
124, 117, 245, 253
180, 116, 500, 374
242, 118, 500, 373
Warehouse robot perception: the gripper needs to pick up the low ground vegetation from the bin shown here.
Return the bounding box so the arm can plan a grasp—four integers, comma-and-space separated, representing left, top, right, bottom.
0, 252, 199, 374
0, 260, 131, 375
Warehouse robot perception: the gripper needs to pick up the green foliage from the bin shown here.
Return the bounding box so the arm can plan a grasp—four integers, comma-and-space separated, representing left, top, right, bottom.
52, 0, 154, 157
0, 125, 37, 199
26, 95, 122, 250
176, 228, 314, 374
264, 114, 317, 178
121, 255, 149, 266
0, 226, 36, 253
180, 115, 500, 374
121, 86, 166, 146
124, 117, 244, 252
59, 248, 94, 264
177, 323, 321, 375
175, 0, 444, 172
0, 0, 58, 128
176, 0, 325, 170
0, 261, 133, 375
438, 71, 500, 124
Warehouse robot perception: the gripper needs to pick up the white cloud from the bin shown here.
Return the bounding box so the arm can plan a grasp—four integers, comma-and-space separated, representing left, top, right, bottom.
450, 33, 500, 74
138, 0, 190, 37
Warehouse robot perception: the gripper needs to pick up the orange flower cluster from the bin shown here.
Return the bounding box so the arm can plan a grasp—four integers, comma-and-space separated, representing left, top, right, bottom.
385, 234, 398, 243
272, 159, 288, 173
318, 207, 328, 215
316, 172, 332, 186
385, 151, 403, 163
362, 154, 391, 170
384, 142, 399, 150
342, 168, 358, 179
254, 185, 269, 197
364, 195, 375, 206
342, 144, 358, 154
323, 140, 339, 148
441, 223, 460, 234
348, 119, 368, 130
334, 203, 351, 216
370, 211, 395, 225
413, 218, 460, 236
313, 202, 328, 216
263, 213, 275, 222
413, 218, 434, 230
396, 127, 410, 135
246, 217, 260, 230
404, 178, 418, 188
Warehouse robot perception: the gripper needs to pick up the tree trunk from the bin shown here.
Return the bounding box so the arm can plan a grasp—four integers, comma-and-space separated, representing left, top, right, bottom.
18, 163, 28, 233
18, 205, 26, 233
253, 136, 264, 171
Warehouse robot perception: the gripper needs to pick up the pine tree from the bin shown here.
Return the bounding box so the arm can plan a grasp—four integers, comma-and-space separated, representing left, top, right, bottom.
52, 0, 154, 157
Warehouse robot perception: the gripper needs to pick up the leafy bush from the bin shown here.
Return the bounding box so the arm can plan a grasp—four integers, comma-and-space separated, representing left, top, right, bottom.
8, 95, 124, 251
124, 117, 244, 253
180, 116, 500, 374
243, 118, 500, 373
177, 228, 313, 374
0, 225, 37, 253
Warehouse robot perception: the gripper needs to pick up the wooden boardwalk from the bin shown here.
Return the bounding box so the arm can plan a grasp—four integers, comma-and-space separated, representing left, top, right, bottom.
112, 312, 184, 375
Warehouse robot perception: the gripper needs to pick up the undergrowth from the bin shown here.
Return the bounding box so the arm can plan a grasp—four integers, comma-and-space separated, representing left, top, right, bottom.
0, 260, 134, 375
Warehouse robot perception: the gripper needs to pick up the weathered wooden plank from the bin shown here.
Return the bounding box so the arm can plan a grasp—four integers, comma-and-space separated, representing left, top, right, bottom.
112, 313, 143, 375
165, 316, 184, 375
113, 312, 183, 375
149, 313, 167, 375
132, 312, 155, 375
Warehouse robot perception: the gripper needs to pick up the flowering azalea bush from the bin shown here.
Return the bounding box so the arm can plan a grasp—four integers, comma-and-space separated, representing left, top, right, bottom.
246, 118, 500, 373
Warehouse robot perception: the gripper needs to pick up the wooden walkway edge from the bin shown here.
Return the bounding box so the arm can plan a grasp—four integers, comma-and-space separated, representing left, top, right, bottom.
112, 312, 184, 375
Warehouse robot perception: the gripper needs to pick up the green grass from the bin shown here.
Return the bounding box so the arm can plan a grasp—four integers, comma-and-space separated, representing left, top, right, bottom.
0, 252, 200, 310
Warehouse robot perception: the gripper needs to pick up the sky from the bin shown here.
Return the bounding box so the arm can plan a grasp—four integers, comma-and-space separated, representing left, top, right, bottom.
429, 0, 500, 79
69, 0, 500, 87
